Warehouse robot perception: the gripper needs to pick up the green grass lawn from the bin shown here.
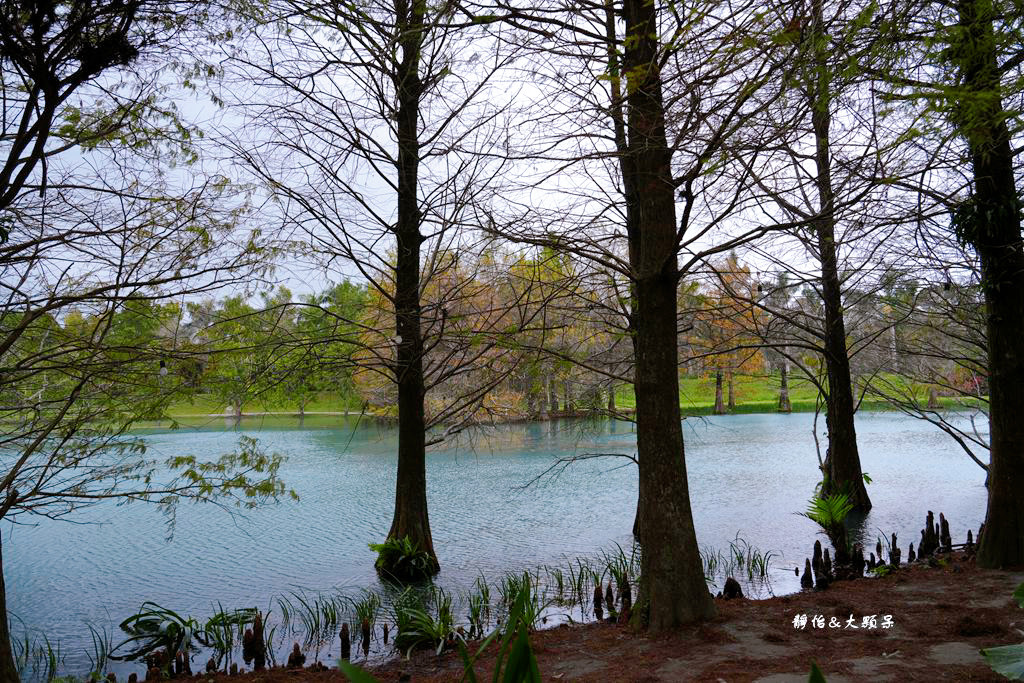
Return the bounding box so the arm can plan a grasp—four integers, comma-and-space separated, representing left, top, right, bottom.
159, 374, 975, 427
612, 373, 957, 416
165, 392, 363, 418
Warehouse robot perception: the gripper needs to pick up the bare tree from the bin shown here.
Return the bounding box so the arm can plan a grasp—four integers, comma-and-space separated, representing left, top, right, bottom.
229, 0, 528, 578
463, 0, 799, 629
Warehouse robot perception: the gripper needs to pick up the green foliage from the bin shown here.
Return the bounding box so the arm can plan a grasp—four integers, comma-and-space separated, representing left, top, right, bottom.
464, 575, 492, 639
951, 193, 1023, 248
110, 602, 257, 670
11, 621, 62, 683
982, 582, 1024, 678
983, 644, 1024, 679
340, 572, 543, 682
159, 435, 298, 529
457, 575, 542, 683
393, 586, 457, 656
85, 623, 114, 679
701, 535, 776, 586
338, 660, 382, 682
349, 590, 382, 632
803, 492, 853, 530
370, 536, 437, 583
274, 591, 346, 655
809, 661, 828, 682
800, 491, 853, 558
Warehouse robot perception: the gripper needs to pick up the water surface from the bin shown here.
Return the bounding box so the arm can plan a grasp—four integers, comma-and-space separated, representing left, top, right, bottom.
6, 412, 988, 675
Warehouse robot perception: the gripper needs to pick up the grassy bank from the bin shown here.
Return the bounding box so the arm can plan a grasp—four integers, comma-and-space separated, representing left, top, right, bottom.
615, 373, 971, 417
155, 373, 973, 428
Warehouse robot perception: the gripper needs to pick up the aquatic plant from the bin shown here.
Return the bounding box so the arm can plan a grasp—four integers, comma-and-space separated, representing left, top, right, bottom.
389, 587, 427, 652
546, 566, 566, 604
369, 536, 436, 583
701, 545, 723, 580
600, 543, 638, 591
274, 591, 347, 661
458, 570, 543, 682
726, 536, 776, 581
463, 577, 492, 640
11, 622, 62, 683
85, 623, 113, 679
497, 571, 528, 609
565, 557, 598, 612
391, 586, 456, 656
349, 590, 382, 634
340, 575, 542, 682
110, 603, 202, 672
204, 603, 254, 672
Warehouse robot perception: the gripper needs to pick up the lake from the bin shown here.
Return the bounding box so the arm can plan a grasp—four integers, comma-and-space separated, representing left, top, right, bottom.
5, 411, 988, 677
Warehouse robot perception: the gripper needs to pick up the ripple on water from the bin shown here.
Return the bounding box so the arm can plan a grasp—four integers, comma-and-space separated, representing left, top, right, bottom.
6, 413, 987, 676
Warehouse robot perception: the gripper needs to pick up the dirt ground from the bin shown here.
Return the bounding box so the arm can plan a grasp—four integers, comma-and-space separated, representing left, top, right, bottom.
203, 553, 1024, 682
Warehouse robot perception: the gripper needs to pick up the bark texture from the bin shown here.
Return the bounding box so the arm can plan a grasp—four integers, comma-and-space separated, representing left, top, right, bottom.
778, 363, 792, 412
0, 536, 17, 682
385, 0, 438, 575
623, 0, 715, 630
714, 370, 726, 414
809, 0, 870, 511
952, 0, 1024, 568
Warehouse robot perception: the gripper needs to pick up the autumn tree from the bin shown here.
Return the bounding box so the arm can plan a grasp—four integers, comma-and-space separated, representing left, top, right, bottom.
696, 255, 767, 414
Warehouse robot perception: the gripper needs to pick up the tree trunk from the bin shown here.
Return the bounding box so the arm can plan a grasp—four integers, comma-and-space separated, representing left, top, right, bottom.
778, 362, 792, 412
0, 535, 19, 683
537, 373, 548, 418
713, 370, 726, 414
809, 0, 870, 511
385, 0, 438, 576
548, 375, 559, 413
607, 384, 616, 413
603, 0, 647, 543
952, 0, 1024, 568
624, 0, 715, 630
727, 370, 735, 410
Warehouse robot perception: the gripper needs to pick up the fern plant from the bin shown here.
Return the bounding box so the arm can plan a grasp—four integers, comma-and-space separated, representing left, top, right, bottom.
800, 491, 853, 563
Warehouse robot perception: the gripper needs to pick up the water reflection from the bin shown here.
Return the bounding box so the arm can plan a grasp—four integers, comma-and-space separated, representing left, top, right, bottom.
6, 412, 987, 676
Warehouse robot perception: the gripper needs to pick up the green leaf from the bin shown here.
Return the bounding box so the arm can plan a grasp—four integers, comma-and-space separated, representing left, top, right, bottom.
1013, 582, 1024, 609
502, 623, 541, 683
338, 660, 382, 683
808, 661, 828, 683
983, 644, 1024, 679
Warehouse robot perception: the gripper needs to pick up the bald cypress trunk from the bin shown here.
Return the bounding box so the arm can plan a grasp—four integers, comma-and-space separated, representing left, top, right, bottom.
809, 0, 870, 511
778, 362, 792, 412
623, 0, 715, 630
385, 0, 438, 576
0, 535, 18, 683
950, 0, 1024, 568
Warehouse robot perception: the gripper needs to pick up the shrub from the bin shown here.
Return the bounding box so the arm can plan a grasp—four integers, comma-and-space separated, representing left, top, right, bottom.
369, 536, 437, 583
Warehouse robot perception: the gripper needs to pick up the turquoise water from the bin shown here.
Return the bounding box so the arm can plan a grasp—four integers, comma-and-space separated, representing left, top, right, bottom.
6, 412, 988, 676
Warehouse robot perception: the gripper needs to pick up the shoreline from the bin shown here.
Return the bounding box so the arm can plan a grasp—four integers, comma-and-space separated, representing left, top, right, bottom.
140, 400, 978, 430
158, 552, 1024, 682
